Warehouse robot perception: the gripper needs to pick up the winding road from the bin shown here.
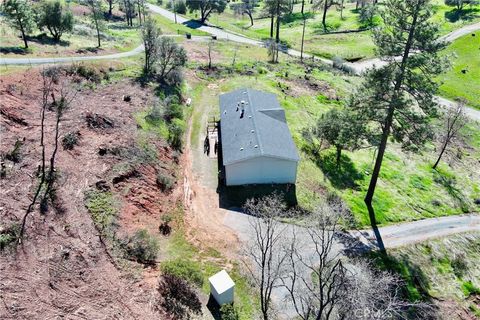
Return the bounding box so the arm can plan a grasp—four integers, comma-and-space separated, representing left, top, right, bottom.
2, 4, 478, 121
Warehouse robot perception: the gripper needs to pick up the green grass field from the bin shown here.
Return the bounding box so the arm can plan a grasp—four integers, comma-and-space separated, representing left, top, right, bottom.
154, 0, 480, 60
438, 33, 480, 110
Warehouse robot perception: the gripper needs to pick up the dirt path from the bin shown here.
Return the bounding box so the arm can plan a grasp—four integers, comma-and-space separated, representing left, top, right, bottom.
181, 80, 239, 255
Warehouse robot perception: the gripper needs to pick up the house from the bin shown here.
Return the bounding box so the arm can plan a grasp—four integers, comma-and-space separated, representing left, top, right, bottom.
219, 88, 299, 186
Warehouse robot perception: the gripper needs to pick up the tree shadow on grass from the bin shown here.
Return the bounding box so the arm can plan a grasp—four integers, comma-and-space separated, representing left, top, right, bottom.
444, 8, 480, 22
28, 34, 70, 47
313, 150, 364, 190
0, 46, 29, 55
280, 12, 315, 24
182, 19, 204, 29
370, 252, 438, 311
433, 170, 470, 212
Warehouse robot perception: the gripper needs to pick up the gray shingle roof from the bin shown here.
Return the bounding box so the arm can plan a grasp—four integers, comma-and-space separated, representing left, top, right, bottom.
219, 88, 300, 166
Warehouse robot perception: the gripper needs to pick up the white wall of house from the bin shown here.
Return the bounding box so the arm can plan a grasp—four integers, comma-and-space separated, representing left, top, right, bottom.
225, 156, 297, 186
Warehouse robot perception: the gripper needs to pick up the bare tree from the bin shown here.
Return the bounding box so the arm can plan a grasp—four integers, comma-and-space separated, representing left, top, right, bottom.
244, 194, 289, 320
19, 67, 76, 242
282, 201, 348, 320
432, 100, 468, 170
282, 202, 432, 319
340, 260, 433, 319
42, 78, 76, 212
19, 69, 54, 242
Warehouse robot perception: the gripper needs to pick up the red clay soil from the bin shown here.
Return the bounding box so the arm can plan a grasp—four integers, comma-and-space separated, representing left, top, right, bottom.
0, 68, 180, 319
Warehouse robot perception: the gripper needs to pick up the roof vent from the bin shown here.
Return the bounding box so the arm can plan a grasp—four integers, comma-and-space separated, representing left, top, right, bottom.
251, 130, 254, 133
248, 115, 252, 119
254, 145, 258, 148
240, 147, 244, 151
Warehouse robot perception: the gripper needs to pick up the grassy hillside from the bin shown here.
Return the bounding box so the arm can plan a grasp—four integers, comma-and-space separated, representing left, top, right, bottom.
152, 0, 480, 61
383, 233, 480, 318
438, 33, 480, 110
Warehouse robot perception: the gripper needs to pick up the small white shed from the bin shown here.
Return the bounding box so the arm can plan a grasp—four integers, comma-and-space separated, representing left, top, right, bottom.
219, 89, 299, 186
209, 270, 235, 305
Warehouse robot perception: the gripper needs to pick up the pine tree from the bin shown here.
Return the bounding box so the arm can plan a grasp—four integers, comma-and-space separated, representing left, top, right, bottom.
349, 0, 449, 252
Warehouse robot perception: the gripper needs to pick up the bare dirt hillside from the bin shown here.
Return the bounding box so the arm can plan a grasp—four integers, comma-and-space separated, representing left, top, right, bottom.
0, 68, 180, 319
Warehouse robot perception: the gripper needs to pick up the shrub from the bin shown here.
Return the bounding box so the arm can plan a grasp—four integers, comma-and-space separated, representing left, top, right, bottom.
174, 0, 186, 14
161, 259, 204, 286
145, 103, 163, 123
451, 252, 468, 277
158, 274, 202, 319
220, 304, 239, 320
0, 224, 19, 250
156, 171, 175, 192
165, 0, 172, 9
69, 64, 108, 83
462, 281, 480, 297
168, 119, 185, 150
159, 214, 173, 235
84, 190, 117, 234
62, 131, 80, 150
126, 229, 160, 264
5, 139, 24, 163
163, 99, 183, 122
164, 68, 184, 87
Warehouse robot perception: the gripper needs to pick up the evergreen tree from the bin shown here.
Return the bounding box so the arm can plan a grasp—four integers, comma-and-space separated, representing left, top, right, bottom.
185, 0, 227, 23
349, 0, 449, 252
37, 1, 74, 42
1, 0, 35, 48
314, 108, 366, 167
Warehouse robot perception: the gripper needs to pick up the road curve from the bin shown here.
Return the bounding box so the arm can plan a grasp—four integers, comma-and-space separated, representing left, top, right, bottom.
343, 22, 480, 74
352, 214, 480, 248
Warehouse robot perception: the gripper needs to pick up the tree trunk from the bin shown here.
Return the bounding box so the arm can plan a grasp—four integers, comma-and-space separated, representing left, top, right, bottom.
364, 2, 420, 253
108, 0, 113, 16
432, 139, 448, 170
322, 0, 328, 32
364, 111, 391, 253
247, 11, 254, 26
300, 0, 306, 61
95, 19, 101, 47
270, 14, 274, 38
336, 146, 342, 168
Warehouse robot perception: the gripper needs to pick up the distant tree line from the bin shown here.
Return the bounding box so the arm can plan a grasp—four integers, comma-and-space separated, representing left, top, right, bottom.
1, 0, 149, 49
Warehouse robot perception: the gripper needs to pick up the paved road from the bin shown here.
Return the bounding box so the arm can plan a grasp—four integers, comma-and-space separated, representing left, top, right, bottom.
343, 22, 480, 74
224, 210, 480, 250
0, 45, 145, 66
0, 34, 211, 66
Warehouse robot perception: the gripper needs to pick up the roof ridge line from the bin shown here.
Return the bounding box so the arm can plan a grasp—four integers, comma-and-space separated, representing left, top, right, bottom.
246, 89, 264, 155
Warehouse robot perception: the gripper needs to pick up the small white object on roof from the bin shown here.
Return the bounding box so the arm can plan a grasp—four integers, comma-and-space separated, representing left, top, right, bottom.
186, 98, 192, 106
209, 270, 235, 305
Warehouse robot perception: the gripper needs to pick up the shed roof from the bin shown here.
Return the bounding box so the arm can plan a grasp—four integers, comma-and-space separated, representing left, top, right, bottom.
209, 270, 235, 294
219, 88, 299, 166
